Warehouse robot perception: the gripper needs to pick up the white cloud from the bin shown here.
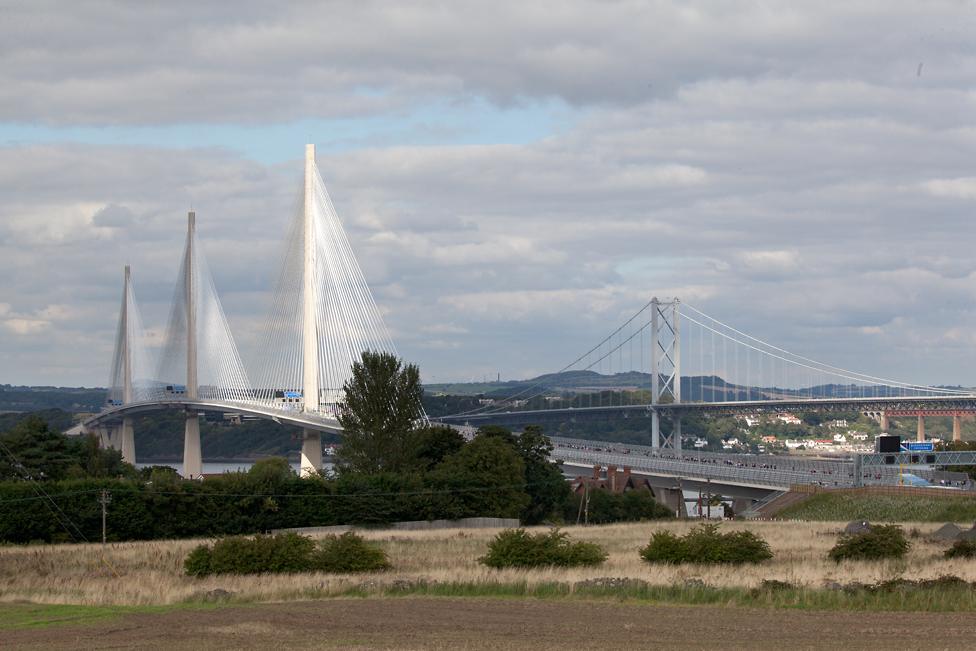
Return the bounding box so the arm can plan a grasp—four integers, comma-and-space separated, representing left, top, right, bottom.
4, 3, 976, 386
921, 177, 976, 199
3, 318, 51, 335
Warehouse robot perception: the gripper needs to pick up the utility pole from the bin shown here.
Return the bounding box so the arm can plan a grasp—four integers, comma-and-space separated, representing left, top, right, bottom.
98, 490, 112, 544
583, 481, 590, 525
706, 478, 711, 519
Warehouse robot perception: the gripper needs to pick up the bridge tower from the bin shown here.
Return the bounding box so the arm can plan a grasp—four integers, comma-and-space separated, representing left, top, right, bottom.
300, 144, 323, 476
183, 211, 202, 478
650, 298, 681, 450
118, 265, 136, 464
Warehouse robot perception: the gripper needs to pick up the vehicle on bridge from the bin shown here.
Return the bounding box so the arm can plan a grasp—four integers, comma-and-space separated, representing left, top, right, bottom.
273, 390, 303, 408
165, 384, 187, 396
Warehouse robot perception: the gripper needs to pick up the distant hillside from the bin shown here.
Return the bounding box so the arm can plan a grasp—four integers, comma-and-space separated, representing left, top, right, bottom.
0, 385, 105, 414
425, 371, 968, 402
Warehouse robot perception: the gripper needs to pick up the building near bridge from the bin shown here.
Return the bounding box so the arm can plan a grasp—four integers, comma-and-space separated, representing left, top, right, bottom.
570, 465, 655, 495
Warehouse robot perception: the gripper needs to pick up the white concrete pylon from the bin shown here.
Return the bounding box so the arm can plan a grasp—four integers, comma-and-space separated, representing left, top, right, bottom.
183, 211, 203, 478
122, 265, 133, 405
302, 144, 320, 414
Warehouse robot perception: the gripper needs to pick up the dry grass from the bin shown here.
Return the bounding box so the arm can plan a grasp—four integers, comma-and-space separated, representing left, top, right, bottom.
1, 520, 973, 606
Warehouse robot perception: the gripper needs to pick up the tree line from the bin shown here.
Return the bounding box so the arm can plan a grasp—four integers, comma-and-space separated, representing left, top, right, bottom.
0, 351, 670, 543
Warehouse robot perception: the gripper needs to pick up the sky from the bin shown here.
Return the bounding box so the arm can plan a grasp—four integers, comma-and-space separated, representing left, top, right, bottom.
2, 1, 976, 388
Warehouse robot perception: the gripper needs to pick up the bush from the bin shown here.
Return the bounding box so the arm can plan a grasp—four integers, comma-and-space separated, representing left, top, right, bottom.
184, 531, 390, 576
183, 545, 213, 577
479, 528, 607, 568
208, 532, 317, 575
828, 524, 910, 562
639, 523, 773, 565
314, 532, 392, 572
945, 539, 976, 559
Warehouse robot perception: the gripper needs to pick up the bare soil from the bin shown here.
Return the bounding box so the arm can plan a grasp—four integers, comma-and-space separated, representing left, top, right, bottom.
6, 597, 976, 650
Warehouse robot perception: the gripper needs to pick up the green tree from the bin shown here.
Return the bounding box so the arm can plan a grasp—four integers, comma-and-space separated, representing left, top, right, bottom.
475, 424, 569, 524
247, 456, 295, 486
514, 425, 570, 524
79, 433, 136, 479
428, 435, 529, 519
336, 351, 424, 473
410, 425, 466, 471
0, 416, 84, 481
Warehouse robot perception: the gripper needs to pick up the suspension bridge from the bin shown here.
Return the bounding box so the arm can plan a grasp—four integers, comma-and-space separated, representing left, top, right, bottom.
82, 144, 976, 493
436, 298, 976, 447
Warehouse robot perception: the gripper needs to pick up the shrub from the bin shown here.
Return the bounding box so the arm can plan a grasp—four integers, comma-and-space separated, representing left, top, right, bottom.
183, 545, 213, 577
639, 523, 773, 565
479, 528, 607, 568
313, 532, 392, 572
184, 531, 390, 576
208, 532, 317, 575
945, 539, 976, 559
828, 524, 910, 562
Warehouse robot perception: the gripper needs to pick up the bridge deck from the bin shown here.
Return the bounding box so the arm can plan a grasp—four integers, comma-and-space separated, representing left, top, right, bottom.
438, 395, 976, 425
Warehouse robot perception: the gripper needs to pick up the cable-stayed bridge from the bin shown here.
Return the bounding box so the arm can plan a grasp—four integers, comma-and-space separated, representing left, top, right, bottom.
85, 145, 404, 477
83, 144, 976, 490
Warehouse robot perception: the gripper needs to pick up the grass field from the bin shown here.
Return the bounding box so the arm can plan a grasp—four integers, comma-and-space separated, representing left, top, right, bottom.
3, 520, 976, 612
777, 492, 976, 522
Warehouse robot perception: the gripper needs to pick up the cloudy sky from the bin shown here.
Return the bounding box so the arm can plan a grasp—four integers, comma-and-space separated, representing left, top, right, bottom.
2, 1, 976, 388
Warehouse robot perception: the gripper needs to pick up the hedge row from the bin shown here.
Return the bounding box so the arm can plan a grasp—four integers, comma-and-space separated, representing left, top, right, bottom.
0, 470, 525, 544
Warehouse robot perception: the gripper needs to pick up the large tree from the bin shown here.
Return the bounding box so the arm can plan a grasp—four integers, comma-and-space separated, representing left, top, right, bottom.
0, 415, 135, 481
475, 424, 570, 524
336, 350, 424, 473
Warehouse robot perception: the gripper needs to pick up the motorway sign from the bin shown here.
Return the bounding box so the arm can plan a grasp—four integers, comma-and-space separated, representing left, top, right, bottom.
901, 442, 935, 452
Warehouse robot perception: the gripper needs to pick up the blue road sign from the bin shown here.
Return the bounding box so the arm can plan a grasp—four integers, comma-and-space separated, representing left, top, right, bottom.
901, 441, 934, 452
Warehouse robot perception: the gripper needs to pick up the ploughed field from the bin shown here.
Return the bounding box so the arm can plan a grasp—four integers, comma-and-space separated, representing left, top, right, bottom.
6, 598, 976, 650
2, 520, 976, 607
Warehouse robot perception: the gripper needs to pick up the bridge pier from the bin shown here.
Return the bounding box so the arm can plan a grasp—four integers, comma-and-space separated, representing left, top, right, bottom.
95, 426, 113, 450
651, 410, 660, 448
673, 416, 682, 454
917, 415, 925, 442
653, 484, 687, 518
183, 413, 202, 478
732, 497, 754, 518
300, 428, 322, 476
880, 412, 889, 432
120, 416, 135, 465
954, 415, 962, 442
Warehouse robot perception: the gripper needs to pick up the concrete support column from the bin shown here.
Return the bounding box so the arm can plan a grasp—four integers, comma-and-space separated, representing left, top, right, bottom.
673, 416, 682, 454
183, 413, 202, 478
120, 416, 135, 465
301, 428, 322, 476
917, 415, 925, 442
953, 415, 962, 442
95, 427, 110, 449
732, 498, 754, 518
653, 486, 687, 518
880, 412, 889, 432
